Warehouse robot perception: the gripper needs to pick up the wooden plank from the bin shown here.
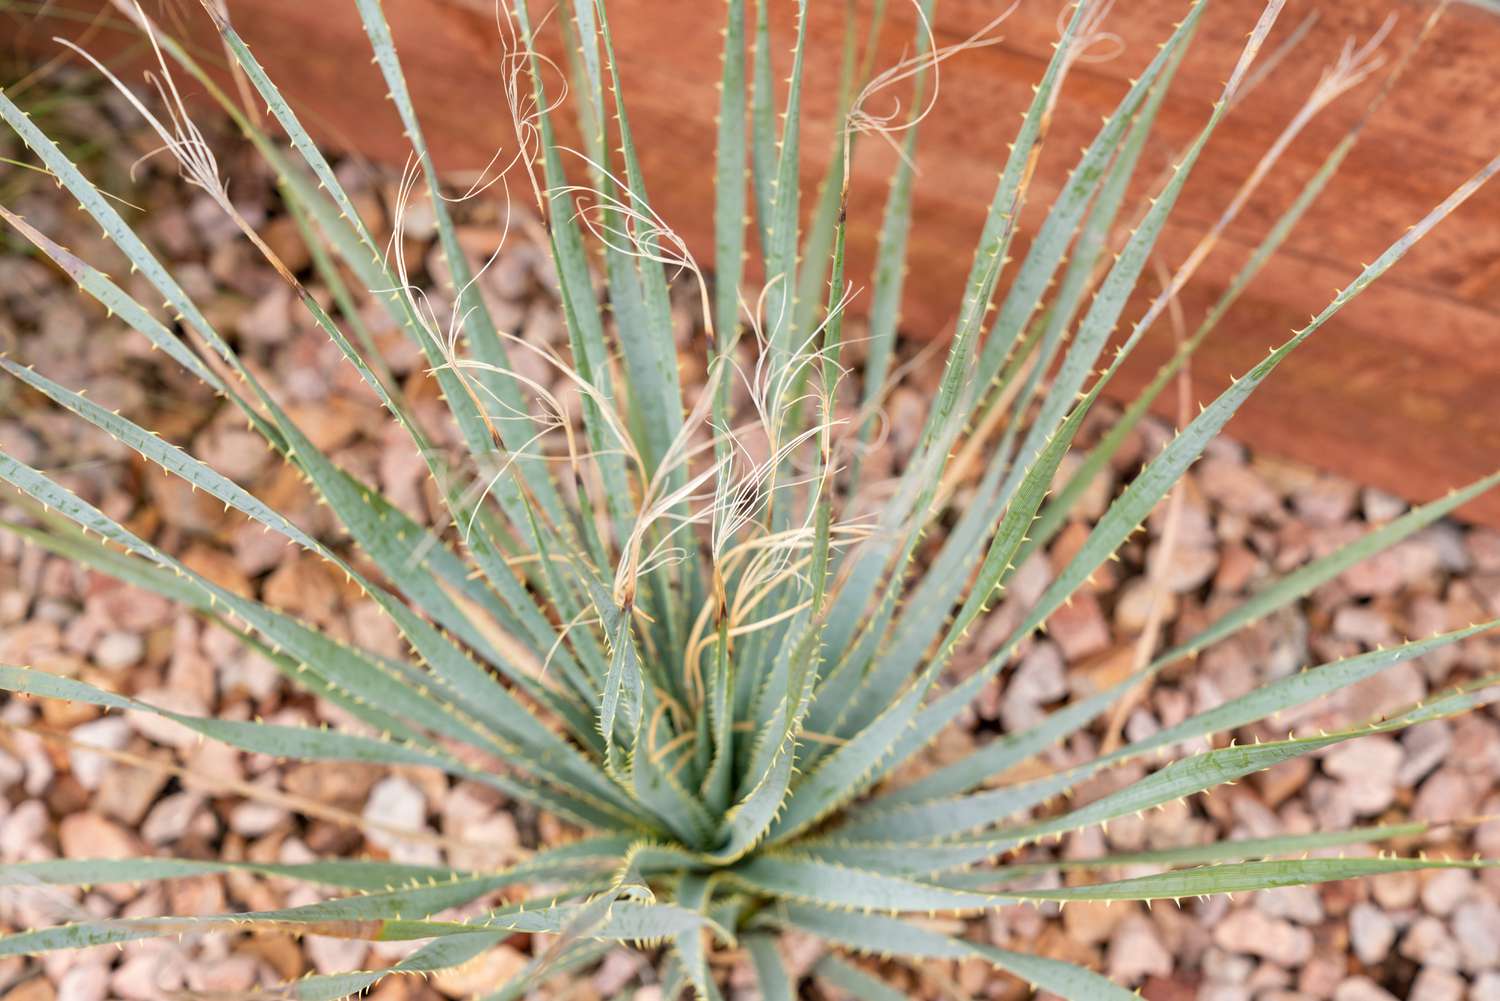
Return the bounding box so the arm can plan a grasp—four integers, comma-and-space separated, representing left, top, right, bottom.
9, 0, 1500, 521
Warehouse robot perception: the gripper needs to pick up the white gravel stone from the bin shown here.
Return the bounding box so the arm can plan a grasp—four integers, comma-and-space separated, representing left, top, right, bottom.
1410, 967, 1467, 1001
227, 799, 286, 838
125, 688, 209, 749
58, 811, 138, 860
1471, 971, 1500, 1001
1401, 721, 1454, 786
67, 716, 129, 790
1211, 908, 1313, 967
1335, 977, 1399, 1001
1331, 605, 1396, 646
304, 934, 368, 975
1362, 487, 1408, 523
363, 775, 439, 865
91, 629, 143, 670
1330, 661, 1426, 730
1402, 915, 1463, 968
0, 799, 48, 862
1349, 902, 1396, 965
1256, 884, 1324, 926
445, 812, 520, 873
364, 776, 426, 843
1372, 867, 1420, 909
1415, 768, 1484, 824
235, 282, 293, 343
1454, 898, 1500, 972
1292, 477, 1357, 525
1200, 985, 1252, 1001
194, 425, 269, 483
0, 747, 22, 793
1298, 956, 1344, 998
141, 792, 206, 846
1106, 915, 1172, 984
1009, 640, 1068, 704
1423, 868, 1478, 917
111, 950, 186, 1000
1198, 456, 1283, 517
57, 960, 110, 1001
1150, 542, 1220, 593
184, 953, 259, 992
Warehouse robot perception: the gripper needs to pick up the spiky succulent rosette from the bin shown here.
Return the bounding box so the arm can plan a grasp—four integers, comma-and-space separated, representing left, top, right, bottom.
2, 0, 1499, 997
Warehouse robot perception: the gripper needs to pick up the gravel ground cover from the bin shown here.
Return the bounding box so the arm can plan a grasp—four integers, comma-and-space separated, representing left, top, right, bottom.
1, 72, 1498, 1001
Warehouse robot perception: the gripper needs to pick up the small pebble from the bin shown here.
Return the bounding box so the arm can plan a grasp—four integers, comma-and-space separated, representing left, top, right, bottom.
1410, 968, 1467, 1001
1349, 902, 1395, 965
1211, 909, 1313, 967
90, 630, 143, 671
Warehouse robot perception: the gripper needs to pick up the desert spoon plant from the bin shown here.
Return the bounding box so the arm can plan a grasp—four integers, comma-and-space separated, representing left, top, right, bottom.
2, 0, 1500, 996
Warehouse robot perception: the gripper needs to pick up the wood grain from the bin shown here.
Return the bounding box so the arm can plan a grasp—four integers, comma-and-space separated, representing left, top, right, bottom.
8, 0, 1500, 522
